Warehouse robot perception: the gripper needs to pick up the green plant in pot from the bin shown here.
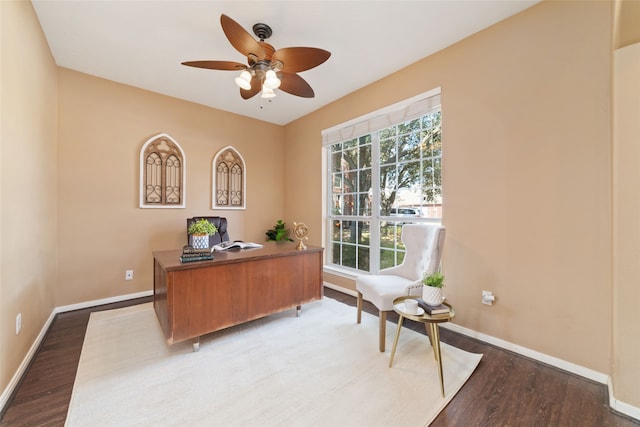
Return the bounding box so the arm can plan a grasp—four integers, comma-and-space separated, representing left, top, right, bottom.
265, 219, 293, 242
188, 219, 218, 249
422, 271, 445, 306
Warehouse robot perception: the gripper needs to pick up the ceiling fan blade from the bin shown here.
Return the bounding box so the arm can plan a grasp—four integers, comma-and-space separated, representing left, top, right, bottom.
181, 60, 246, 71
279, 73, 315, 98
220, 14, 265, 59
240, 76, 262, 100
271, 47, 331, 73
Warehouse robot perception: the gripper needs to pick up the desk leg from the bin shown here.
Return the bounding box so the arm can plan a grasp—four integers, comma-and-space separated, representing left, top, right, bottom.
428, 323, 445, 397
296, 305, 302, 317
192, 337, 200, 352
389, 315, 404, 368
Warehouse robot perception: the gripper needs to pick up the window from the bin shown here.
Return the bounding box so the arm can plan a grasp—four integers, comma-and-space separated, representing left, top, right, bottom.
213, 146, 246, 210
323, 89, 441, 274
139, 133, 185, 208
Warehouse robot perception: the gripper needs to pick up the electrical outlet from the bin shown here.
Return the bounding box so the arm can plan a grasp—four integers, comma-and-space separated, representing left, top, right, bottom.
125, 270, 134, 280
16, 313, 22, 335
482, 290, 495, 305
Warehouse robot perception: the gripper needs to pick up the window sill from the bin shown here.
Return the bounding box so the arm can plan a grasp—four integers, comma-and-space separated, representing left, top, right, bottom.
323, 265, 361, 280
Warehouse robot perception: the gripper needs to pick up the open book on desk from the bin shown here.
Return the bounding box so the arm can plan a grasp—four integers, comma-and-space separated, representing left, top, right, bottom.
212, 240, 264, 251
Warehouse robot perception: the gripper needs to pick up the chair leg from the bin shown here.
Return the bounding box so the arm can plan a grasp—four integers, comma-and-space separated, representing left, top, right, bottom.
356, 292, 363, 324
379, 311, 387, 352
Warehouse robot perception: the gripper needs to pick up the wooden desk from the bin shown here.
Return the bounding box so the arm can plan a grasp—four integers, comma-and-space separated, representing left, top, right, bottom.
153, 242, 324, 349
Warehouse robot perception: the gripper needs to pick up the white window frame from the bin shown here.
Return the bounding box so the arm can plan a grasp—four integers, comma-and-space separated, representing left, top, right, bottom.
322, 88, 442, 275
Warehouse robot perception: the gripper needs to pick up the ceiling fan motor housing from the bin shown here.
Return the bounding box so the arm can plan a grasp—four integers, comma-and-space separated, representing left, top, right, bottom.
252, 23, 272, 41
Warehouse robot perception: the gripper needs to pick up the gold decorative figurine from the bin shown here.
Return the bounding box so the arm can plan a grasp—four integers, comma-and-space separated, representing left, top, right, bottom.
293, 222, 309, 251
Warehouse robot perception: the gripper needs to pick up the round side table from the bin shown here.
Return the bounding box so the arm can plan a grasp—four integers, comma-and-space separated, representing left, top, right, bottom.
389, 295, 456, 397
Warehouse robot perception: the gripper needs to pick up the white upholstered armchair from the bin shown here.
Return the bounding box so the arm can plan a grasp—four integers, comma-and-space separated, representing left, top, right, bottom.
356, 223, 446, 352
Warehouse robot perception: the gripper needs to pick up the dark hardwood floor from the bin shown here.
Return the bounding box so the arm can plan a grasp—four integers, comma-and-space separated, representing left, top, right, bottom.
1, 288, 638, 426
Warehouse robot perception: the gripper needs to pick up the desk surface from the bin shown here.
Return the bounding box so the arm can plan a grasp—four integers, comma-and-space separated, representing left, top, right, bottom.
153, 241, 324, 272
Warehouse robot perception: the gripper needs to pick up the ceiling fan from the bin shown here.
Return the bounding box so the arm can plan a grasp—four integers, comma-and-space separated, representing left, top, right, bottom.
182, 14, 331, 100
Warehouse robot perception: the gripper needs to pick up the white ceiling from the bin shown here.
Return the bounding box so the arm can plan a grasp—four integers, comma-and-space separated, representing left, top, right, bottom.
32, 1, 538, 126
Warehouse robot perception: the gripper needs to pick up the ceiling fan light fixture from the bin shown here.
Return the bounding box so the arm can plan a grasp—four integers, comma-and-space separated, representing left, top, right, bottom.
263, 69, 281, 89
182, 15, 330, 100
261, 86, 276, 99
234, 70, 252, 90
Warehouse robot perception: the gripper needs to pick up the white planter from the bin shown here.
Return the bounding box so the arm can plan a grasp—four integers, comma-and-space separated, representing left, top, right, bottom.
191, 234, 209, 249
422, 286, 443, 306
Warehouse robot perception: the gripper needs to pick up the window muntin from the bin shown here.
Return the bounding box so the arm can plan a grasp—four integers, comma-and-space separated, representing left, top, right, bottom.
327, 108, 441, 274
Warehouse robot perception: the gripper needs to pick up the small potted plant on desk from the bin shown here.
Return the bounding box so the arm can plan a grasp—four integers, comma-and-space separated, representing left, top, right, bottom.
422, 271, 445, 306
188, 219, 218, 249
265, 219, 293, 242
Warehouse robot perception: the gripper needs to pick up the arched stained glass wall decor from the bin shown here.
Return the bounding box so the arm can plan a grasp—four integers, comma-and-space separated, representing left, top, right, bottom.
139, 133, 186, 208
213, 146, 245, 210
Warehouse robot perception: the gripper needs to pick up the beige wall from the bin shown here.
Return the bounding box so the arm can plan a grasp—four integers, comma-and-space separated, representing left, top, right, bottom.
615, 0, 640, 48
56, 68, 285, 305
0, 0, 58, 393
612, 42, 640, 407
286, 0, 618, 385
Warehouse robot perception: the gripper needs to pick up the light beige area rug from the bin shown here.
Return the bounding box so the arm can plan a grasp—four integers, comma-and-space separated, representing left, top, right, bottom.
66, 297, 482, 427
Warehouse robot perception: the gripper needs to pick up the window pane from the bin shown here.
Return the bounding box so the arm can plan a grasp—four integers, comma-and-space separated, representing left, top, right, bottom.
359, 134, 372, 146
380, 138, 396, 165
397, 118, 420, 135
342, 194, 356, 216
380, 163, 397, 189
343, 138, 357, 149
332, 242, 341, 264
331, 151, 343, 172
342, 244, 357, 269
331, 173, 343, 194
380, 221, 399, 248
358, 193, 371, 216
359, 144, 371, 169
379, 126, 396, 140
380, 221, 406, 269
344, 148, 358, 170
397, 160, 421, 196
332, 219, 343, 241
398, 132, 421, 162
357, 221, 370, 245
357, 168, 371, 193
358, 246, 370, 271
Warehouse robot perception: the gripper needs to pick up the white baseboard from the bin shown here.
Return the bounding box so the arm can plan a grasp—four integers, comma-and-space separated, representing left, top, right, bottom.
324, 283, 640, 421
1, 290, 154, 414
55, 290, 153, 314
0, 310, 56, 413
441, 321, 609, 383
607, 377, 640, 421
